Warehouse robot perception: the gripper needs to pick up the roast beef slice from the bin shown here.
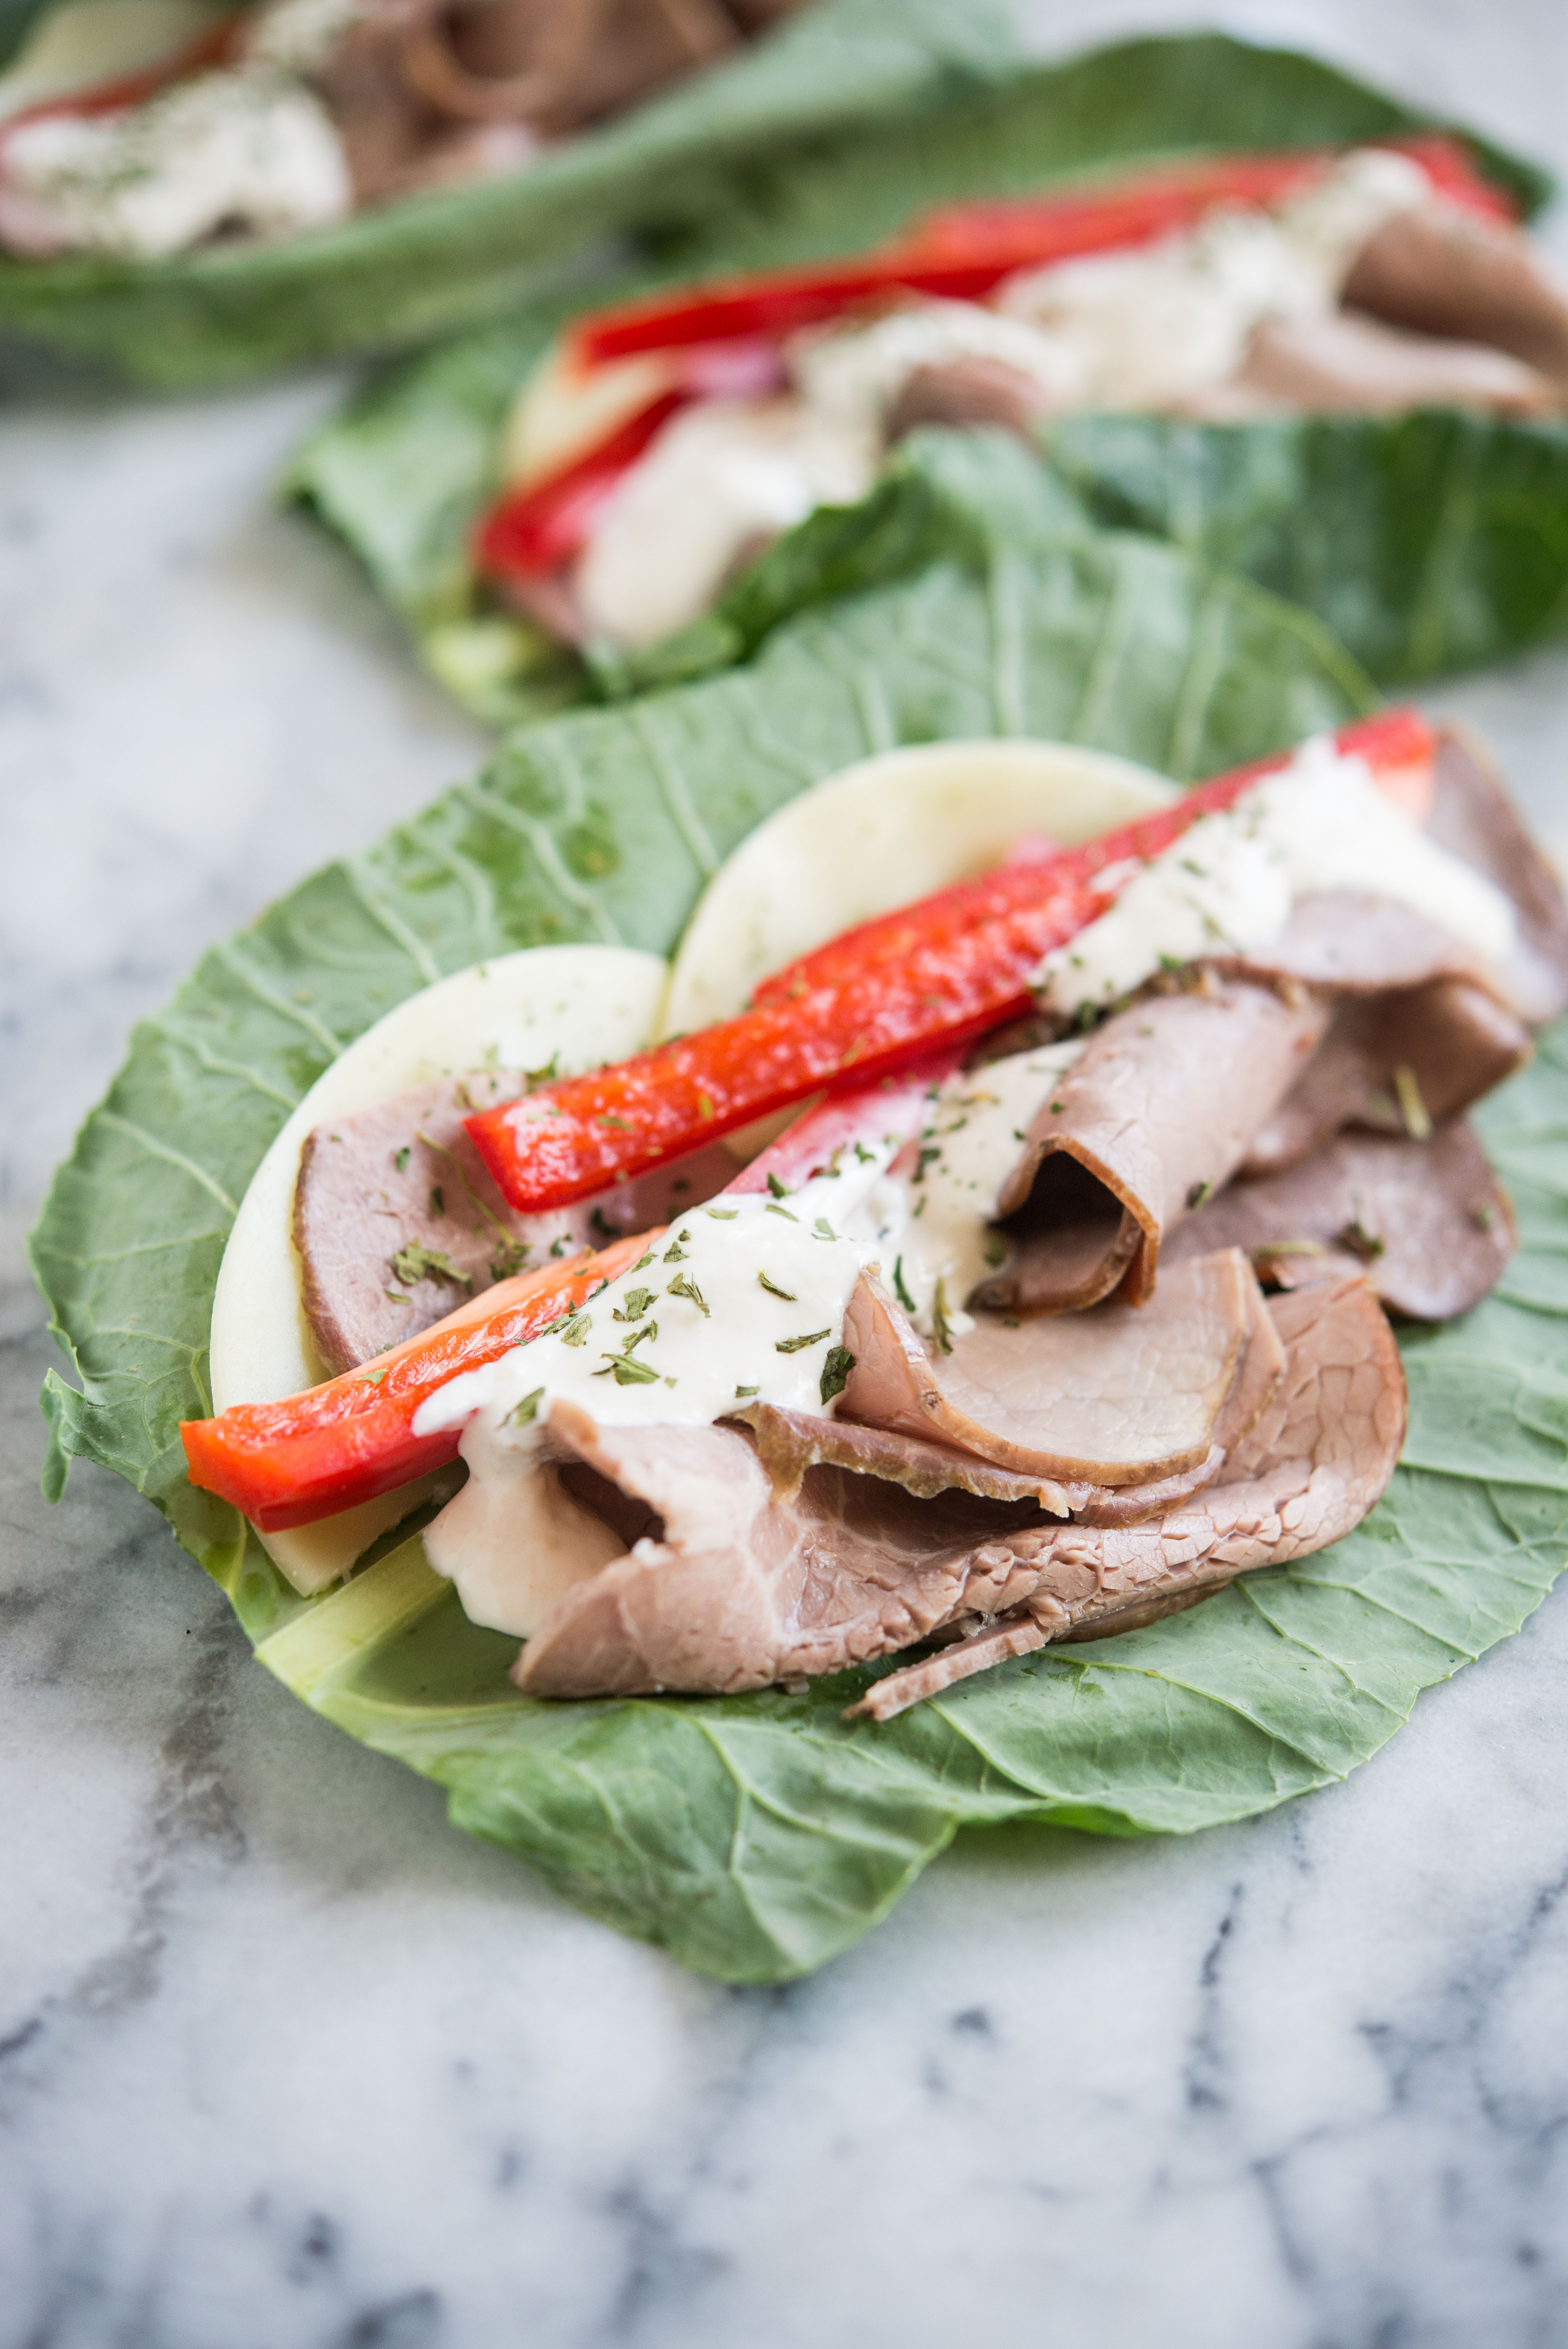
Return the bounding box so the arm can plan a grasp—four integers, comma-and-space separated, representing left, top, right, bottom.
836, 1249, 1262, 1485
739, 1263, 1282, 1528
517, 1271, 1401, 1707
1168, 1117, 1516, 1322
1208, 308, 1560, 417
1240, 976, 1529, 1175
293, 1071, 733, 1372
887, 357, 1062, 440
1425, 726, 1568, 1025
975, 981, 1326, 1313
1342, 202, 1568, 388
515, 1405, 1049, 1698
850, 1272, 1404, 1720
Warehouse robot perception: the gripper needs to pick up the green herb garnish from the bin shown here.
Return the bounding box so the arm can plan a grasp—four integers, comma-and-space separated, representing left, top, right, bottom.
892, 1257, 916, 1314
507, 1387, 545, 1428
595, 1351, 661, 1385
613, 1287, 657, 1322
820, 1347, 855, 1405
776, 1329, 831, 1355
390, 1242, 472, 1292
489, 1237, 531, 1282
668, 1273, 709, 1317
931, 1278, 955, 1356
393, 1145, 410, 1173
757, 1271, 797, 1301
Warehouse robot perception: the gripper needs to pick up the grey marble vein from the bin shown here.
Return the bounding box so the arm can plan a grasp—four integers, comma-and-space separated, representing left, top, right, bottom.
5, 0, 1568, 2341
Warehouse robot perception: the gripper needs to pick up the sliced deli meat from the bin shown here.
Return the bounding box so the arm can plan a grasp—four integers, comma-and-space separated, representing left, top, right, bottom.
1424, 727, 1568, 1024
836, 1249, 1263, 1486
1197, 308, 1561, 417
513, 1408, 1049, 1698
511, 1271, 1401, 1705
975, 984, 1326, 1313
852, 1274, 1405, 1720
294, 1070, 734, 1372
1169, 1119, 1517, 1322
1238, 976, 1530, 1176
1342, 200, 1568, 388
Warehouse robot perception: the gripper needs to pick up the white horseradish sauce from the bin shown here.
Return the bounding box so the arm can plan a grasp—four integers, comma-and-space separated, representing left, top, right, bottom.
1035, 735, 1517, 1020
572, 397, 877, 649
837, 1043, 1084, 1343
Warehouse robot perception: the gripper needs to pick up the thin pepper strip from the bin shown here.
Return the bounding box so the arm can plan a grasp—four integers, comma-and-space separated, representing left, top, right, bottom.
181, 1230, 656, 1531
905, 135, 1511, 266
475, 389, 687, 582
466, 710, 1436, 1214
567, 141, 1508, 368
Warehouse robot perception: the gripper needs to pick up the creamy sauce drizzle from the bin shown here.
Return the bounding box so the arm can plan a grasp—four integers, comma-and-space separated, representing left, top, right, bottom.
1035, 737, 1517, 1019
572, 397, 876, 649
414, 1128, 914, 1448
836, 1043, 1083, 1341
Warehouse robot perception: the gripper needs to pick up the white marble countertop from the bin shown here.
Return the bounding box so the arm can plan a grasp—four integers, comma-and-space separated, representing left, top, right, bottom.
5, 2, 1568, 2342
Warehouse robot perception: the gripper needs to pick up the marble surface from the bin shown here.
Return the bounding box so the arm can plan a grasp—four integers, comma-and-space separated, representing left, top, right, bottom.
5, 2, 1568, 2341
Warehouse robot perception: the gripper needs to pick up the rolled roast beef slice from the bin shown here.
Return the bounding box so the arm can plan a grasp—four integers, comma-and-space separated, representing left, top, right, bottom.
294, 1074, 733, 1372
887, 358, 1061, 441
1223, 309, 1559, 416
1343, 203, 1568, 388
976, 982, 1326, 1313
1424, 727, 1568, 1025
837, 1249, 1260, 1485
1240, 976, 1531, 1175
1169, 1118, 1516, 1321
851, 1273, 1405, 1720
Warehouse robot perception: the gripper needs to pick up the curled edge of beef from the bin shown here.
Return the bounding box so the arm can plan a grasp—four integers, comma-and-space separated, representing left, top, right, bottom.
292, 1068, 736, 1374
973, 981, 1326, 1316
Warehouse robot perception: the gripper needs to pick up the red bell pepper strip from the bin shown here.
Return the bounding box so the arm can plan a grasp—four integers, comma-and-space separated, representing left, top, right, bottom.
474, 390, 688, 582
567, 143, 1510, 369
181, 1230, 656, 1532
465, 710, 1436, 1214
905, 135, 1512, 266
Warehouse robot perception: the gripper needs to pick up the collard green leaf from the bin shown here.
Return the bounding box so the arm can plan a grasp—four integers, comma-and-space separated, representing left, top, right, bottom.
1041, 410, 1568, 687
295, 29, 1552, 705
37, 544, 1565, 1987
0, 0, 1025, 387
